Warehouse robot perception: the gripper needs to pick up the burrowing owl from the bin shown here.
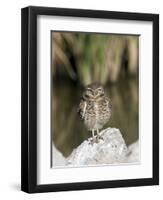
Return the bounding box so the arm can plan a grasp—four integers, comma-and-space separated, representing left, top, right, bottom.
78, 82, 112, 143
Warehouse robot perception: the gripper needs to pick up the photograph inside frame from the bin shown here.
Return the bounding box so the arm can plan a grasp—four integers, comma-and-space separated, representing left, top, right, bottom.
51, 31, 139, 168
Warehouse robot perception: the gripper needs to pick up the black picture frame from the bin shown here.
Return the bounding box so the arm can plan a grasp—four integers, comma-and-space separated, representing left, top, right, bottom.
21, 6, 159, 193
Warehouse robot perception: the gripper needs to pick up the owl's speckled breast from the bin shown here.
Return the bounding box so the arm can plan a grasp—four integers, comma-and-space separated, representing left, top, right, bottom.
78, 83, 112, 133
84, 99, 111, 130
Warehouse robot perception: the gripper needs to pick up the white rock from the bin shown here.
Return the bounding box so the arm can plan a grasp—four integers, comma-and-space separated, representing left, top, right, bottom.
66, 128, 130, 166
52, 145, 66, 166
52, 128, 139, 167
127, 141, 139, 163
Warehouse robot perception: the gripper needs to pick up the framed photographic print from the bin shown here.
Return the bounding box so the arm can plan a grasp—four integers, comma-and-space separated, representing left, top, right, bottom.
21, 6, 159, 193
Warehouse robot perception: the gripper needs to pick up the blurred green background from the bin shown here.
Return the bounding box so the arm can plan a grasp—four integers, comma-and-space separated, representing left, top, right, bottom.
52, 31, 139, 157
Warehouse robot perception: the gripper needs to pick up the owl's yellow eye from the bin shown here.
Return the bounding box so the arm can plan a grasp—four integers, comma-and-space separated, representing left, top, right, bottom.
86, 91, 91, 96
97, 88, 104, 94
84, 89, 93, 98
86, 90, 93, 96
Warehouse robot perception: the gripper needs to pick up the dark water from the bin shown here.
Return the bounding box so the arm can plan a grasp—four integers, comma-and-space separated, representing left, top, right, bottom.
52, 78, 138, 157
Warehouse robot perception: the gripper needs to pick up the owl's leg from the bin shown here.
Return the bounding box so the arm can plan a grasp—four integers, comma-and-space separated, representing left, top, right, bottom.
92, 129, 95, 138
96, 129, 100, 142
89, 129, 96, 144
96, 129, 103, 142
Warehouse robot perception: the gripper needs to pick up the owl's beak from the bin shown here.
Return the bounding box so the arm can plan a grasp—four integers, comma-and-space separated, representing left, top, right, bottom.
93, 91, 98, 98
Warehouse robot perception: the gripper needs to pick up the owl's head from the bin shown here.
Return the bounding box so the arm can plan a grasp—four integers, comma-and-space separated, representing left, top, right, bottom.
83, 82, 105, 100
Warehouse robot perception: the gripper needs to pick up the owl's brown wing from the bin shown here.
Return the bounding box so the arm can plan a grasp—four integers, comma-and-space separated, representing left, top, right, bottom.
77, 98, 87, 120
105, 97, 112, 110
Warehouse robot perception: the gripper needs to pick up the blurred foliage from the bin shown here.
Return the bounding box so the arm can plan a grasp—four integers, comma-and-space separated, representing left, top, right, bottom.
52, 32, 139, 86
52, 32, 139, 157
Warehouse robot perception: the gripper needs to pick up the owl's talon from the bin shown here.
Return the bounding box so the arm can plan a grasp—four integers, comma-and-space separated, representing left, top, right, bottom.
88, 137, 97, 145
88, 135, 103, 144
97, 135, 104, 141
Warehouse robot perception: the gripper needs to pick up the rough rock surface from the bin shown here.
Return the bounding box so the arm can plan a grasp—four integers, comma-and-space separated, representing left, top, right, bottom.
66, 128, 132, 166
52, 145, 66, 166
127, 141, 139, 163
53, 128, 139, 167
